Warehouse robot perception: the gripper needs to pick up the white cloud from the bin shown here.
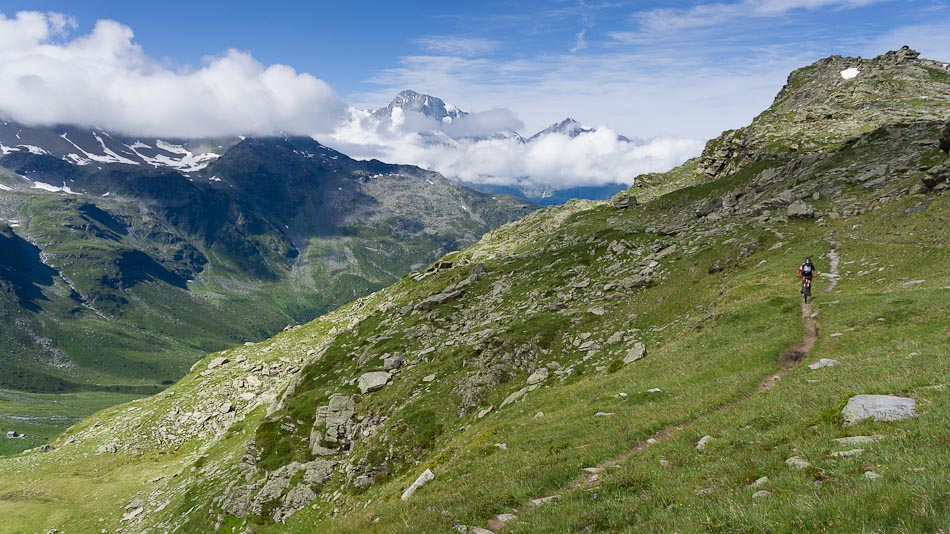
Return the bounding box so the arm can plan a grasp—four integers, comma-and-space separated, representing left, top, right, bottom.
325, 109, 703, 189
0, 11, 345, 137
570, 29, 588, 53
413, 36, 500, 56
631, 0, 887, 33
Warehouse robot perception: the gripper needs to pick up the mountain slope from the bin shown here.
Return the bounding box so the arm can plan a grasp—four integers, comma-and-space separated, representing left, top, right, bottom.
0, 49, 948, 533
0, 132, 534, 453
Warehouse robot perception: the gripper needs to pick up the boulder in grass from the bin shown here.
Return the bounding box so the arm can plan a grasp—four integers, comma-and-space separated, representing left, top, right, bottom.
842, 395, 917, 425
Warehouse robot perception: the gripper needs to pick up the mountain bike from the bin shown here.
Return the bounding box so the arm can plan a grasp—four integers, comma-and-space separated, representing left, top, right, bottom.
801, 277, 812, 303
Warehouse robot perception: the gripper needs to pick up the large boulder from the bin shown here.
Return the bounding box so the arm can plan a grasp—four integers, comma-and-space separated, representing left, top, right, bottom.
842, 394, 917, 424
357, 371, 391, 393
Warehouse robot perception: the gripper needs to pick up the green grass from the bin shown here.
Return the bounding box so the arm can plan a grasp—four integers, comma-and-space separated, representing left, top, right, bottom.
0, 119, 946, 533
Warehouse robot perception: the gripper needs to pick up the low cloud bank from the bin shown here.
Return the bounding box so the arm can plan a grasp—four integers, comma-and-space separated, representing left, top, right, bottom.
327, 109, 703, 189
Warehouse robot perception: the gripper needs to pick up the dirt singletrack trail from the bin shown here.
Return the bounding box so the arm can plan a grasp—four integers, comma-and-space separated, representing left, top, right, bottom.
485, 247, 840, 533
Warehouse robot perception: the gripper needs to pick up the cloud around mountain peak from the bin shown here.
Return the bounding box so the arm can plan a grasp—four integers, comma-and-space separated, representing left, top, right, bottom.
0, 10, 702, 189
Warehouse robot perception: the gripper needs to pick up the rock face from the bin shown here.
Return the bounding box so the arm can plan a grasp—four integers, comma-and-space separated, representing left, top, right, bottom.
842, 395, 917, 424
313, 395, 355, 448
357, 372, 391, 394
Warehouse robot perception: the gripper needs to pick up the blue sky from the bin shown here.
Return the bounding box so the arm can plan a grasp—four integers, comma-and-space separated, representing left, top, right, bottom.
2, 0, 949, 137
1, 1, 949, 187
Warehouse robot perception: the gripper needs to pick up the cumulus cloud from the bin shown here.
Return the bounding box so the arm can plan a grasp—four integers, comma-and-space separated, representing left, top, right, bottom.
326, 109, 703, 189
0, 11, 345, 137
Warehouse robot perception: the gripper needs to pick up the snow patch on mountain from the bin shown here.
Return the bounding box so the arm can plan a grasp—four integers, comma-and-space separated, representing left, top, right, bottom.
32, 181, 79, 194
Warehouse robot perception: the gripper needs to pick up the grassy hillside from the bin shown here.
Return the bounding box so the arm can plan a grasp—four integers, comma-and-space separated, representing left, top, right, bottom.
0, 50, 947, 533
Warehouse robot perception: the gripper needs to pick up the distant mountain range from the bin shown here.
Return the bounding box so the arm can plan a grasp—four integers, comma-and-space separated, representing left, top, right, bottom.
0, 120, 533, 415
367, 90, 632, 203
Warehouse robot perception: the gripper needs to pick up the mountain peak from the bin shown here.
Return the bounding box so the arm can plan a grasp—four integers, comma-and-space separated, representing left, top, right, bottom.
373, 90, 466, 123
527, 117, 594, 141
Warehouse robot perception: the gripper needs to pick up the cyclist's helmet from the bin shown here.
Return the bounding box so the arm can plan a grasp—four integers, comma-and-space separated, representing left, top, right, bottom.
804, 258, 812, 265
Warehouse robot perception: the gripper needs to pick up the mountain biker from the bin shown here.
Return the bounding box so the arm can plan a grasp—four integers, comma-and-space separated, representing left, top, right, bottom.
798, 258, 817, 293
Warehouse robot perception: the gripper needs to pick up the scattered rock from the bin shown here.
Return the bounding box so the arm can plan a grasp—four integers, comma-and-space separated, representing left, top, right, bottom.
696, 435, 714, 451
863, 471, 882, 480
620, 275, 649, 289
785, 456, 811, 470
750, 476, 769, 488
383, 353, 405, 371
534, 412, 545, 418
477, 406, 494, 419
787, 200, 815, 219
401, 468, 435, 500
842, 394, 917, 424
207, 356, 229, 370
494, 443, 508, 450
357, 371, 391, 394
646, 388, 662, 393
832, 435, 885, 446
751, 490, 771, 499
594, 412, 614, 417
530, 495, 559, 506
495, 513, 518, 524
623, 342, 647, 364
831, 448, 864, 458
809, 358, 840, 369
218, 401, 234, 414
527, 367, 549, 385
613, 195, 638, 208
422, 373, 436, 382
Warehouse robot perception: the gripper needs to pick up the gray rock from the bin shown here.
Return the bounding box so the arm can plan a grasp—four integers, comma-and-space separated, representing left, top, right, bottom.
620, 275, 649, 289
207, 356, 229, 370
422, 373, 437, 382
500, 386, 532, 408
218, 401, 234, 414
274, 484, 316, 522
401, 468, 435, 500
613, 195, 638, 208
302, 459, 337, 485
527, 367, 549, 385
319, 394, 355, 446
750, 476, 769, 488
751, 490, 771, 499
809, 358, 840, 369
842, 395, 917, 425
863, 471, 882, 480
787, 200, 815, 219
383, 353, 405, 371
785, 456, 811, 469
831, 448, 864, 458
623, 342, 647, 364
357, 372, 391, 394
832, 434, 884, 446
696, 435, 714, 451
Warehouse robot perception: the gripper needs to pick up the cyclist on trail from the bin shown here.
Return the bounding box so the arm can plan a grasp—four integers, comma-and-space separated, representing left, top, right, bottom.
798, 258, 817, 294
